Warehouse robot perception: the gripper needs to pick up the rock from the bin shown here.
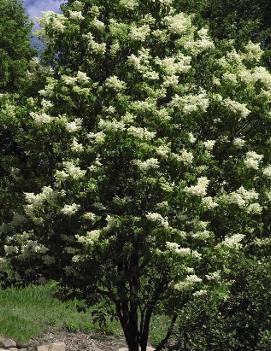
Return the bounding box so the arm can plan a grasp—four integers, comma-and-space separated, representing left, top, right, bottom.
9, 348, 19, 351
50, 342, 65, 351
0, 349, 7, 351
0, 336, 17, 348
118, 347, 154, 351
37, 346, 49, 351
37, 342, 65, 351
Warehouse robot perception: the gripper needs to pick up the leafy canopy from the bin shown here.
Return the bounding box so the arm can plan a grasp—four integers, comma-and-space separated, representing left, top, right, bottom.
1, 1, 271, 350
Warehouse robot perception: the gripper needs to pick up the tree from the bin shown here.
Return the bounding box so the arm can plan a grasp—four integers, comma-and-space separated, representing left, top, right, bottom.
2, 1, 271, 350
0, 0, 34, 92
0, 0, 39, 235
173, 0, 271, 46
204, 0, 271, 46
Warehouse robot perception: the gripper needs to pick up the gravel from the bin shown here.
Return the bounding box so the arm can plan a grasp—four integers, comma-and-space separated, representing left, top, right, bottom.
29, 331, 126, 351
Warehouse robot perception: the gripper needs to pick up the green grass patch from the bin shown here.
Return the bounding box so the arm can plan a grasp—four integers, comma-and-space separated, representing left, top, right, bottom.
0, 282, 169, 346
0, 282, 120, 344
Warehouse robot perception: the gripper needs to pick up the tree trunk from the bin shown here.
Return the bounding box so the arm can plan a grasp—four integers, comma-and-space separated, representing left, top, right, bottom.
120, 314, 140, 351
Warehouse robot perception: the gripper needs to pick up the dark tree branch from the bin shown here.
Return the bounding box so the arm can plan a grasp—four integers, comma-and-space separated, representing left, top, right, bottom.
155, 312, 178, 351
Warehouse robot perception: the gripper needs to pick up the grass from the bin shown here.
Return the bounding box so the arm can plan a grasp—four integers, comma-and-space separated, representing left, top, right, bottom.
0, 282, 168, 346
0, 282, 120, 344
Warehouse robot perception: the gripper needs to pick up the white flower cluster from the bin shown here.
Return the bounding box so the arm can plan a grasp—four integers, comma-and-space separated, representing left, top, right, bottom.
24, 186, 56, 223
84, 33, 106, 55
71, 138, 84, 153
127, 48, 151, 74
202, 196, 218, 209
165, 242, 201, 258
62, 71, 90, 86
104, 215, 122, 231
158, 0, 173, 5
244, 151, 263, 170
226, 186, 259, 207
203, 140, 216, 151
185, 177, 210, 197
77, 71, 90, 83
218, 49, 243, 70
156, 144, 171, 158
263, 165, 271, 178
65, 118, 83, 133
251, 66, 271, 89
92, 17, 105, 31
176, 149, 194, 165
170, 89, 209, 114
39, 11, 66, 32
155, 54, 192, 76
55, 161, 86, 183
62, 75, 77, 86
222, 72, 238, 84
246, 202, 262, 214
25, 186, 55, 206
119, 0, 138, 10
88, 131, 106, 145
39, 78, 56, 98
41, 99, 53, 111
30, 111, 54, 124
130, 25, 150, 42
105, 76, 126, 91
127, 126, 156, 140
98, 118, 125, 132
21, 240, 48, 256
223, 98, 251, 118
61, 203, 80, 216
76, 230, 101, 246
4, 245, 19, 255
174, 274, 202, 291
82, 212, 97, 221
233, 137, 246, 148
193, 289, 208, 298
205, 271, 221, 281
132, 158, 160, 171
146, 212, 169, 228
188, 133, 196, 143
220, 234, 245, 249
164, 13, 192, 35
192, 230, 212, 240
184, 27, 215, 55
244, 41, 264, 61
69, 10, 84, 20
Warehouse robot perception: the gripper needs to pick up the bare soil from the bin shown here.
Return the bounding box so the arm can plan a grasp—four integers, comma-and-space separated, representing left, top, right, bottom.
29, 331, 126, 351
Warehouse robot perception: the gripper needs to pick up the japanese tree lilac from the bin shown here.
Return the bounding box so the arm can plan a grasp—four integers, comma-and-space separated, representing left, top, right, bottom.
3, 1, 271, 351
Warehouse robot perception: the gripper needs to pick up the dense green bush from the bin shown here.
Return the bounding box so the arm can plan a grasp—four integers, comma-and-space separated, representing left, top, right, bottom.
170, 254, 271, 351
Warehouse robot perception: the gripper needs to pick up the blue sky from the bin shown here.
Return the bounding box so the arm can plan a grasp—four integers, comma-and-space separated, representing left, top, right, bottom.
23, 0, 63, 20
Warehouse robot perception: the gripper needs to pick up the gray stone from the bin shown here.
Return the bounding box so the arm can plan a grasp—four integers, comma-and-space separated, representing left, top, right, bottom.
9, 348, 18, 351
37, 346, 49, 351
37, 343, 65, 351
118, 347, 154, 351
50, 342, 65, 351
0, 336, 17, 348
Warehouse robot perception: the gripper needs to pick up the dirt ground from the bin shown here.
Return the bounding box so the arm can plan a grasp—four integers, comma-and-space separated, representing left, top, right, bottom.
30, 331, 126, 351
